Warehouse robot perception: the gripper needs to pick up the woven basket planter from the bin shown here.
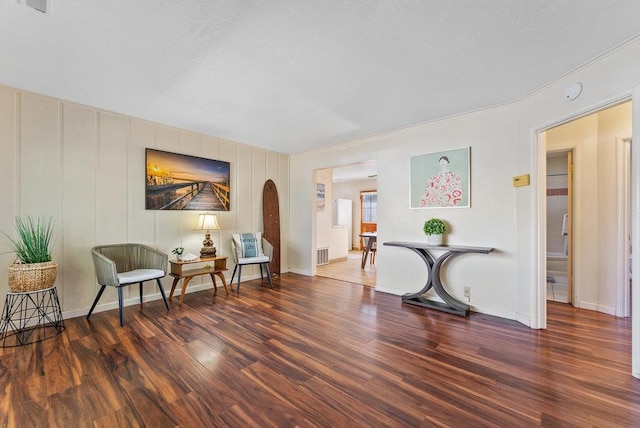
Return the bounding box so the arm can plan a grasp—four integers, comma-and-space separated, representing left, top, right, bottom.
7, 261, 58, 292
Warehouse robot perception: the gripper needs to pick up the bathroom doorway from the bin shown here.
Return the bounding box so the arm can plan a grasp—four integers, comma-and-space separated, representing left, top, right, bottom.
546, 151, 573, 304
542, 100, 632, 315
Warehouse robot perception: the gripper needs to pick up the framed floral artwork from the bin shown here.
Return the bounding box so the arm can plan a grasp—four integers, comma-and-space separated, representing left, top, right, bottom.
410, 147, 470, 208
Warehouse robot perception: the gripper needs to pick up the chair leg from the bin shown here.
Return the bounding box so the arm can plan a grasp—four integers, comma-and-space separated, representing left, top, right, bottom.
87, 284, 107, 319
259, 264, 264, 280
236, 265, 242, 293
118, 287, 125, 326
139, 282, 144, 305
230, 265, 238, 285
264, 263, 273, 289
156, 279, 170, 311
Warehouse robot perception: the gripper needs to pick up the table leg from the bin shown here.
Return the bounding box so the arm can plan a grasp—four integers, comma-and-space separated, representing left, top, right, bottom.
169, 277, 180, 300
430, 252, 471, 315
214, 272, 229, 295
401, 248, 435, 299
401, 249, 470, 316
361, 238, 374, 269
209, 273, 218, 296
179, 277, 193, 306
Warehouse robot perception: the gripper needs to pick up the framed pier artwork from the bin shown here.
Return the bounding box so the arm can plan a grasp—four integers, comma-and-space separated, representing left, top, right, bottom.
145, 148, 231, 211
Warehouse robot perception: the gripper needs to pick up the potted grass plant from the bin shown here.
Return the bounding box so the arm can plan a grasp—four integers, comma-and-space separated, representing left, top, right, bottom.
423, 218, 447, 245
3, 216, 57, 292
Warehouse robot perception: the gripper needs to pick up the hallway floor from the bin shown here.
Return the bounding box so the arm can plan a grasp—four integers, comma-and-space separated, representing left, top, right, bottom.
547, 281, 569, 303
316, 250, 376, 287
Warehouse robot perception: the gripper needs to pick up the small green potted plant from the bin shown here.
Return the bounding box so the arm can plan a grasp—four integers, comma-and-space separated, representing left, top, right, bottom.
172, 247, 185, 261
3, 215, 57, 292
423, 218, 447, 245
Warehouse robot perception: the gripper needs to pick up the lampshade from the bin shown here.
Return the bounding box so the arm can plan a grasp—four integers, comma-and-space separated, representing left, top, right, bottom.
194, 213, 220, 231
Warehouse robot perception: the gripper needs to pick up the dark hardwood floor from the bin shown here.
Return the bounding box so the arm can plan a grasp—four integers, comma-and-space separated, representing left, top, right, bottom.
1, 273, 638, 427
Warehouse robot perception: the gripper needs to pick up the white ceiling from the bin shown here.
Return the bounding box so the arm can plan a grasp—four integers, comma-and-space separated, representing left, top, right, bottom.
2, 1, 640, 155
332, 161, 377, 183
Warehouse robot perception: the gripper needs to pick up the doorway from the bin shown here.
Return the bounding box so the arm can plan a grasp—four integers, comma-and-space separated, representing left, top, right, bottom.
359, 190, 377, 250
315, 161, 377, 286
541, 100, 632, 316
546, 151, 573, 304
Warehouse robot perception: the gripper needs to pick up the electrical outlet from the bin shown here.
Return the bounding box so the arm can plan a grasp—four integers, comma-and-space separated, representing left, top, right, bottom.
463, 287, 471, 301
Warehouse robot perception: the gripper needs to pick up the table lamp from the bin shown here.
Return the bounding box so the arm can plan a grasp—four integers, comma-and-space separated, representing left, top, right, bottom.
194, 213, 220, 258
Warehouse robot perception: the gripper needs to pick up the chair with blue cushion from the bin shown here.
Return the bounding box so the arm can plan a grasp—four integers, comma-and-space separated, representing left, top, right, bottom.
230, 233, 274, 292
88, 243, 170, 326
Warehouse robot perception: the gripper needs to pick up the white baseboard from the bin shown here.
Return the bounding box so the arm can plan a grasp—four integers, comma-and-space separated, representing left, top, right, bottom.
65, 273, 274, 321
374, 286, 520, 322
373, 285, 405, 295
576, 300, 616, 316
516, 312, 533, 328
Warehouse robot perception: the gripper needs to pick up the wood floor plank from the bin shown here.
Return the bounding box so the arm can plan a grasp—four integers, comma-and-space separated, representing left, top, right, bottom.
1, 273, 639, 426
241, 360, 358, 426
99, 342, 178, 426
45, 378, 117, 426
167, 391, 226, 427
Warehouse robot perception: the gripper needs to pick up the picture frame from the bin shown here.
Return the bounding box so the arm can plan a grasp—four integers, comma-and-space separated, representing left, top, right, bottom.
410, 147, 470, 208
145, 148, 231, 211
316, 183, 326, 211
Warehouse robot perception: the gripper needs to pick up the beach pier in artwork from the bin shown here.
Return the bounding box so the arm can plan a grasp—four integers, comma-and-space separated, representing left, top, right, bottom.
146, 181, 230, 211
184, 182, 229, 210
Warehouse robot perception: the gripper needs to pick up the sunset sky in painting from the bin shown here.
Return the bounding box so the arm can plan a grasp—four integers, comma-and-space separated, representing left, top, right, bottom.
146, 149, 230, 183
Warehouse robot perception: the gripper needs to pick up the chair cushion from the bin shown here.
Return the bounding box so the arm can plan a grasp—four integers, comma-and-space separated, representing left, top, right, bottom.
232, 233, 264, 259
237, 255, 270, 264
117, 269, 165, 284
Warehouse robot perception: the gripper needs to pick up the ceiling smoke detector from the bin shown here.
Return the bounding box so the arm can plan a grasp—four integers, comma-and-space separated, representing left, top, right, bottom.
563, 82, 582, 101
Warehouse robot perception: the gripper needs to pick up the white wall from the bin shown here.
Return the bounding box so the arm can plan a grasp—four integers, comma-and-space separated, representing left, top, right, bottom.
315, 168, 332, 250
0, 85, 290, 318
292, 104, 519, 318
290, 37, 640, 329
596, 103, 633, 312
315, 169, 350, 262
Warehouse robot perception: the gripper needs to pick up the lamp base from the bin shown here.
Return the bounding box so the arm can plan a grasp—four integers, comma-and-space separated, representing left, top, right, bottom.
200, 231, 217, 259
200, 246, 217, 259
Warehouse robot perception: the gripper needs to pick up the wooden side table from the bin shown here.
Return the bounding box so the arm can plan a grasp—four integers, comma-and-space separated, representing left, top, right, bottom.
169, 257, 229, 305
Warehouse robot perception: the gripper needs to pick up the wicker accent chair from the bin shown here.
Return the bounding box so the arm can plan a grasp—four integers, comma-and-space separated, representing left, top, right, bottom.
230, 233, 274, 292
88, 243, 170, 326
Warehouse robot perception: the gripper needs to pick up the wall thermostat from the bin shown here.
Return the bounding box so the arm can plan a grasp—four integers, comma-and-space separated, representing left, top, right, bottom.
513, 174, 530, 187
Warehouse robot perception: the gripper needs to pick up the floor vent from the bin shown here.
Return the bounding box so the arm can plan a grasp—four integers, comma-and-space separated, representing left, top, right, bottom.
317, 248, 329, 266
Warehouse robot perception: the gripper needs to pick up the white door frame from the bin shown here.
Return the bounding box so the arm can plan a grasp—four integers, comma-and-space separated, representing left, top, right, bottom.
616, 137, 632, 317
533, 92, 639, 378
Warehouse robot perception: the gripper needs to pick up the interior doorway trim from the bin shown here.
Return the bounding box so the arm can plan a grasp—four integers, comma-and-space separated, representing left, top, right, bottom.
535, 96, 632, 323
533, 92, 638, 377
616, 137, 632, 317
